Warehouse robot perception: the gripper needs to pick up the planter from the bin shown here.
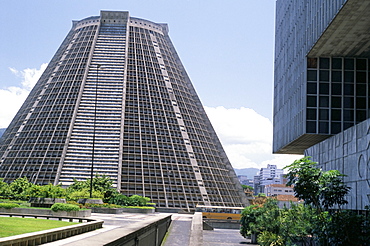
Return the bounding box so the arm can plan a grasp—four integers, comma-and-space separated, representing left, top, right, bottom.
77, 198, 103, 205
91, 207, 125, 214
121, 207, 155, 214
0, 207, 91, 217
29, 197, 66, 208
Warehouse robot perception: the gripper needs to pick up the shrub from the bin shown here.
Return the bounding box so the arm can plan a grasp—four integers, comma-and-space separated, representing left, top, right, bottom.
9, 177, 32, 200
85, 203, 122, 208
66, 189, 103, 201
122, 206, 155, 209
66, 200, 85, 209
109, 194, 129, 206
51, 203, 80, 212
128, 195, 150, 206
0, 179, 11, 198
0, 203, 20, 209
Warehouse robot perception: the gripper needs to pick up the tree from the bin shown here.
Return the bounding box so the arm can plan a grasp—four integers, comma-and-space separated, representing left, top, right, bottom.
284, 157, 369, 245
9, 177, 32, 200
284, 156, 350, 212
66, 174, 114, 201
240, 199, 315, 246
241, 184, 254, 190
0, 178, 11, 198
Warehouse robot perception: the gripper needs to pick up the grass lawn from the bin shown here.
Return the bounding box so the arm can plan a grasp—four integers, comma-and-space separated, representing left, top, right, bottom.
0, 217, 78, 237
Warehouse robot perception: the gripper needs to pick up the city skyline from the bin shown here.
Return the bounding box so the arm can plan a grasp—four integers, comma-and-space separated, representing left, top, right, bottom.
0, 1, 302, 169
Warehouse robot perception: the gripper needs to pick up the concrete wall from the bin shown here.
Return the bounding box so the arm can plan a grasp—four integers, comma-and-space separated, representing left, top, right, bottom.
67, 214, 171, 246
306, 118, 370, 210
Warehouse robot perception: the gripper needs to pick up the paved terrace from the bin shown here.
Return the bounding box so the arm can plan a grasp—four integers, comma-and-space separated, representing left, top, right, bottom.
40, 212, 257, 246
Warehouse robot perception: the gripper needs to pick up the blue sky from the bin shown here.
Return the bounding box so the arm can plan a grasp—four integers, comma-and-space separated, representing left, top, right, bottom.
0, 0, 302, 170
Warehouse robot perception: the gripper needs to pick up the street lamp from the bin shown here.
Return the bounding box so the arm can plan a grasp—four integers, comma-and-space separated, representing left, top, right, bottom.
90, 64, 101, 198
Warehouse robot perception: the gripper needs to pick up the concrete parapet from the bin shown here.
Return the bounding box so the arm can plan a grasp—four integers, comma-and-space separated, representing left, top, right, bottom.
62, 214, 172, 246
203, 219, 241, 229
0, 207, 91, 217
29, 198, 66, 208
0, 216, 103, 246
189, 212, 203, 246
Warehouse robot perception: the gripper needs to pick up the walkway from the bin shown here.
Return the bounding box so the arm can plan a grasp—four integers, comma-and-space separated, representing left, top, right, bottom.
42, 212, 257, 245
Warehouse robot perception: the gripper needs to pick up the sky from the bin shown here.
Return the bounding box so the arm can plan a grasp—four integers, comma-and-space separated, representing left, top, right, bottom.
0, 0, 302, 171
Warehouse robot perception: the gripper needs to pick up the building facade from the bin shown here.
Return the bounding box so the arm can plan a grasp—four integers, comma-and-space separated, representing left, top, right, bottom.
274, 0, 370, 210
0, 11, 247, 210
253, 164, 284, 195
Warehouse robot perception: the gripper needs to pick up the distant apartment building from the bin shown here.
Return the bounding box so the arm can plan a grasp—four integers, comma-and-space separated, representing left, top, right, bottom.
264, 184, 294, 197
254, 164, 284, 195
237, 175, 254, 187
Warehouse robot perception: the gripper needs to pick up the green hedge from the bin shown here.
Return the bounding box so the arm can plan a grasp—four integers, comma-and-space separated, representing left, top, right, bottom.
0, 203, 20, 209
51, 203, 80, 212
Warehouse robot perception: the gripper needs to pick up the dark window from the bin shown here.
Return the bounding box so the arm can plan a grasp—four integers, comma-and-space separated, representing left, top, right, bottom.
306, 121, 316, 133
357, 84, 366, 96
344, 84, 354, 95
344, 71, 354, 82
356, 97, 366, 109
331, 109, 341, 121
319, 70, 329, 81
356, 110, 366, 122
319, 96, 329, 107
356, 72, 366, 83
319, 83, 329, 94
307, 83, 317, 94
332, 71, 342, 82
319, 122, 329, 133
307, 109, 316, 120
331, 97, 342, 108
307, 58, 317, 68
344, 59, 354, 70
319, 58, 330, 69
332, 58, 342, 69
343, 110, 354, 121
319, 109, 329, 120
331, 122, 341, 134
344, 122, 354, 130
356, 59, 367, 70
307, 96, 317, 107
332, 83, 342, 95
344, 97, 354, 108
307, 70, 317, 81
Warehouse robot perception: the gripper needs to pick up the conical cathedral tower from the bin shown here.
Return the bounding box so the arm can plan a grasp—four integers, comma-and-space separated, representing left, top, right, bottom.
0, 11, 247, 209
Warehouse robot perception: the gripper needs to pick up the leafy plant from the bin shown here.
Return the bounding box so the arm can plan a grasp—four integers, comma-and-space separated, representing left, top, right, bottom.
109, 193, 130, 206
0, 203, 20, 209
128, 195, 150, 206
28, 183, 66, 198
51, 203, 80, 212
284, 157, 350, 212
66, 188, 103, 201
9, 177, 32, 200
0, 179, 11, 198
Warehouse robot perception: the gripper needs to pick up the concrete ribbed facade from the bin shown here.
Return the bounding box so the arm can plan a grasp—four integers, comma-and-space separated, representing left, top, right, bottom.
274, 0, 370, 210
0, 11, 247, 210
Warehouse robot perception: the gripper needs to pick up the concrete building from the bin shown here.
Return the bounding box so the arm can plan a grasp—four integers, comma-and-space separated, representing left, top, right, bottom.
0, 11, 247, 210
264, 184, 294, 197
253, 164, 284, 195
237, 175, 254, 187
273, 0, 370, 210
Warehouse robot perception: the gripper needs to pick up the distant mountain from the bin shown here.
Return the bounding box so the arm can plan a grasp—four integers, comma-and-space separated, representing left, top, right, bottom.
234, 168, 259, 178
0, 128, 6, 138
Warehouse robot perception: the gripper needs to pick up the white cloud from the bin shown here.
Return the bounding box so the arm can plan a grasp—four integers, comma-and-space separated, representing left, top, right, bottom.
204, 106, 302, 170
0, 64, 47, 128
